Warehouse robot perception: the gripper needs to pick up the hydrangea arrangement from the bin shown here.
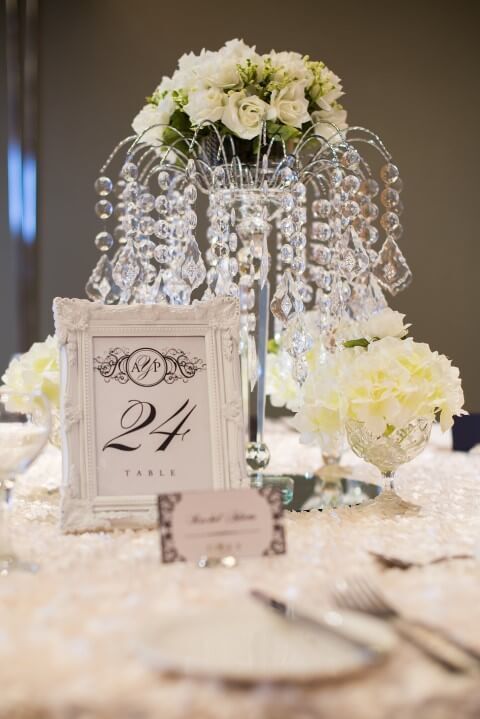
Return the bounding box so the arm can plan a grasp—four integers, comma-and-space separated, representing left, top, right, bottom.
132, 39, 347, 148
291, 309, 465, 441
1, 336, 60, 411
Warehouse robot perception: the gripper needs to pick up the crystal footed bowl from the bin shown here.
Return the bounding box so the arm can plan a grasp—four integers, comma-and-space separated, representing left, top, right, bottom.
346, 417, 433, 488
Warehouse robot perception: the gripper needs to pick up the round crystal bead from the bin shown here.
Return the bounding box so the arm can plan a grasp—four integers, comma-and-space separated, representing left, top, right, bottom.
365, 225, 379, 245
282, 194, 295, 213
229, 233, 238, 252
278, 244, 293, 265
341, 174, 361, 195
291, 256, 305, 275
114, 180, 126, 197
139, 216, 155, 235
137, 193, 155, 213
95, 231, 113, 251
341, 148, 360, 169
342, 200, 360, 219
280, 217, 294, 237
311, 222, 331, 242
154, 245, 171, 264
380, 162, 400, 185
184, 183, 197, 205
381, 188, 401, 210
157, 170, 170, 190
361, 202, 379, 221
155, 195, 168, 215
360, 178, 379, 198
123, 182, 139, 202
136, 239, 155, 259
380, 211, 400, 232
291, 231, 306, 249
121, 162, 138, 181
95, 200, 113, 219
312, 199, 331, 219
94, 176, 113, 196
330, 168, 344, 186
154, 219, 170, 239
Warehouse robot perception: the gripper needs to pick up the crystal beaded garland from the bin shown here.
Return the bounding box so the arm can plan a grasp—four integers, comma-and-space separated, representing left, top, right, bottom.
86, 122, 412, 471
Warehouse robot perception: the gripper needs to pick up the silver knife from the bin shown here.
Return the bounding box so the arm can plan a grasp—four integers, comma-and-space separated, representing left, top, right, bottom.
250, 589, 380, 658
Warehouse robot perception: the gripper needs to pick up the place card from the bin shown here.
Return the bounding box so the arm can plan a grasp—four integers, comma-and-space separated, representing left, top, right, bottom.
157, 487, 286, 563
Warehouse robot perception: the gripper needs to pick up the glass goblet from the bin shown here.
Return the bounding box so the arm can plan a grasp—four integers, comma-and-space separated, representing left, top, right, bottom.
345, 417, 432, 499
0, 388, 51, 573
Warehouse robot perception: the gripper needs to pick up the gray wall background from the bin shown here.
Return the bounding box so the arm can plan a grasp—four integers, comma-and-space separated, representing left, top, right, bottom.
1, 0, 479, 408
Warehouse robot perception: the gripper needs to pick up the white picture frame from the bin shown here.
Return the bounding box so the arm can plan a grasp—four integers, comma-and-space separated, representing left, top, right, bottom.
53, 297, 246, 532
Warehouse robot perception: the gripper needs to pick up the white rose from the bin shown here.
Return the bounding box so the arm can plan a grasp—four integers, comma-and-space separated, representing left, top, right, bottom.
2, 335, 60, 409
184, 87, 227, 124
312, 108, 348, 143
222, 91, 273, 140
268, 51, 312, 85
270, 82, 310, 128
132, 96, 175, 146
362, 308, 410, 340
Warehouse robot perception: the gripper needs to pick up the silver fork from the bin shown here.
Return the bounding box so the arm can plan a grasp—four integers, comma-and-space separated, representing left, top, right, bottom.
331, 576, 480, 673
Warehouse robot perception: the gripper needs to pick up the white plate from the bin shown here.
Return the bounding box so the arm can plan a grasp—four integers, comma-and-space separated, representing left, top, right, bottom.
139, 598, 397, 684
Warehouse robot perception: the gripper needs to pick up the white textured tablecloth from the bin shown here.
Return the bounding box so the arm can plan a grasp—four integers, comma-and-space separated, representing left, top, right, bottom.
2, 420, 480, 719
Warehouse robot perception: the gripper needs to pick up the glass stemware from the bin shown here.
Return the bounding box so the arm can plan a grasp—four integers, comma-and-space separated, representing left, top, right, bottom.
0, 389, 51, 573
346, 417, 432, 499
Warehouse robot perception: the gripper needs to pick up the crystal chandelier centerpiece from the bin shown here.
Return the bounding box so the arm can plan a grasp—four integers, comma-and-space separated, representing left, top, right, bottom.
86, 41, 412, 473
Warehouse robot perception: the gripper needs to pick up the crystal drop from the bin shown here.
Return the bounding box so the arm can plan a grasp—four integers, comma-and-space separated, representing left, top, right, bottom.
341, 174, 361, 195
95, 200, 113, 219
282, 193, 295, 213
157, 170, 170, 190
153, 245, 170, 264
181, 239, 206, 289
297, 281, 313, 303
95, 231, 113, 252
229, 232, 238, 252
312, 199, 331, 219
311, 222, 331, 242
292, 357, 308, 385
342, 200, 360, 219
340, 148, 360, 169
381, 188, 400, 210
280, 244, 294, 263
283, 314, 313, 358
121, 162, 138, 181
137, 193, 155, 213
380, 163, 400, 185
115, 180, 126, 197
280, 217, 294, 237
154, 219, 170, 239
330, 168, 344, 186
360, 178, 379, 198
123, 182, 139, 202
185, 209, 197, 229
291, 256, 305, 275
184, 183, 197, 204
372, 237, 412, 294
85, 255, 113, 301
361, 202, 379, 221
291, 231, 306, 249
292, 207, 307, 226
270, 270, 299, 324
104, 284, 122, 305
280, 295, 292, 320
165, 278, 191, 305
310, 244, 331, 265
380, 211, 400, 232
185, 158, 196, 180
94, 176, 113, 196
114, 202, 126, 220
293, 182, 306, 201
280, 167, 295, 187
136, 238, 155, 259
155, 195, 168, 215
365, 225, 379, 245
112, 247, 140, 290
338, 246, 357, 278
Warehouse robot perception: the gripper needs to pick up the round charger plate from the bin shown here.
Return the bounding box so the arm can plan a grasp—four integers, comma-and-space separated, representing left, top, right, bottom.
139, 598, 397, 684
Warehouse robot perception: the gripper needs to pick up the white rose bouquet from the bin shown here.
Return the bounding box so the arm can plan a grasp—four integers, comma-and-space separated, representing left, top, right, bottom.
292, 309, 466, 442
132, 39, 347, 150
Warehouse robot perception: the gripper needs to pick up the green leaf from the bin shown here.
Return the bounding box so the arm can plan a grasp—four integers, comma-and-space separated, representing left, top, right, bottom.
343, 338, 370, 348
267, 338, 280, 355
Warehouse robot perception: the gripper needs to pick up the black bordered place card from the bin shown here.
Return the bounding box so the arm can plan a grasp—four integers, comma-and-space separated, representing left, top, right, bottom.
53, 297, 247, 532
158, 487, 286, 563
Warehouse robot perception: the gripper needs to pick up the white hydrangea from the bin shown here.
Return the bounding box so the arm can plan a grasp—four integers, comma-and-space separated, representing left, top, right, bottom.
2, 335, 60, 410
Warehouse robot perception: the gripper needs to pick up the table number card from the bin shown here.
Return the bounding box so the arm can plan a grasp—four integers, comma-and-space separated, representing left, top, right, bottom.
53, 297, 246, 532
158, 487, 286, 563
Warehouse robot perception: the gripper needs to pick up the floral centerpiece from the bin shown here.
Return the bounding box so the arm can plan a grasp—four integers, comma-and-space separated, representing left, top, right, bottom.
132, 38, 347, 151
291, 308, 466, 494
1, 336, 61, 447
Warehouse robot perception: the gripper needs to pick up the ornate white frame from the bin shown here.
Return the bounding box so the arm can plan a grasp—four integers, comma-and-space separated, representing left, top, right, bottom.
53, 297, 246, 532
